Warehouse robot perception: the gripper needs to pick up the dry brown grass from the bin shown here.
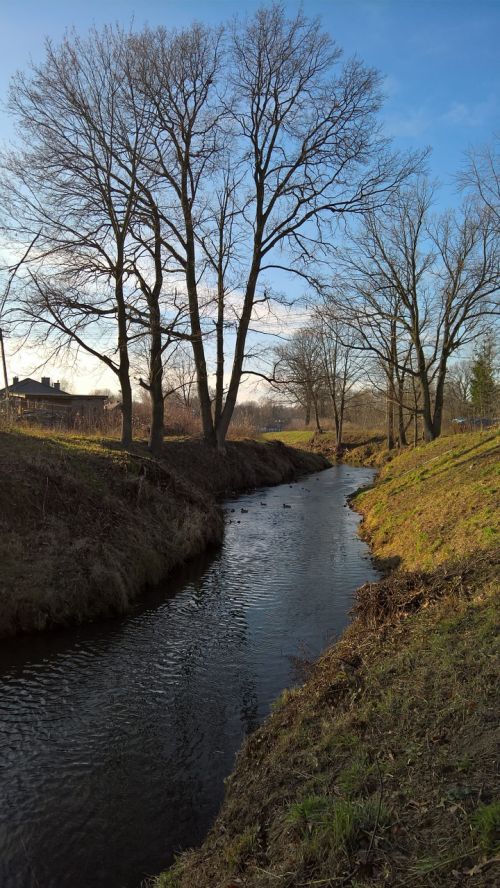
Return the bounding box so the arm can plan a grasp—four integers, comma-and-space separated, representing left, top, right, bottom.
155, 430, 500, 888
0, 427, 327, 637
156, 555, 499, 888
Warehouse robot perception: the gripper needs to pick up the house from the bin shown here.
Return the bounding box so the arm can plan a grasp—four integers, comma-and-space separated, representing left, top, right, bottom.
0, 375, 108, 425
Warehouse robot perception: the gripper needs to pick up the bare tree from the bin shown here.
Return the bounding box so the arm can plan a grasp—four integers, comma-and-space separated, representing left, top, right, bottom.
313, 310, 363, 449
130, 22, 225, 445
330, 181, 500, 442
0, 28, 154, 444
163, 345, 198, 408
324, 269, 415, 449
460, 136, 500, 229
445, 359, 473, 418
1, 26, 205, 454
273, 328, 324, 430
2, 8, 421, 453
132, 5, 419, 449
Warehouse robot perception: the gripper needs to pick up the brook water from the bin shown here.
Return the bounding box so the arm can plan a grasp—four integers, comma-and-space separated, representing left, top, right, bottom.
0, 465, 379, 888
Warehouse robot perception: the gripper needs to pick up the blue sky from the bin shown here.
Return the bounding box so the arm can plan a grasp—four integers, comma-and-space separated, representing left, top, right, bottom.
1, 0, 499, 391
1, 0, 499, 204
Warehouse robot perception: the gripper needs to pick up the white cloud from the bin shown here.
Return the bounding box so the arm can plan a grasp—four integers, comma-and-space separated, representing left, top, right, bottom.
442, 95, 498, 128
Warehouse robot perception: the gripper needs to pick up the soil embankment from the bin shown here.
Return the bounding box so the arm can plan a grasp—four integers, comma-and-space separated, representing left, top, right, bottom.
157, 430, 499, 888
0, 429, 328, 638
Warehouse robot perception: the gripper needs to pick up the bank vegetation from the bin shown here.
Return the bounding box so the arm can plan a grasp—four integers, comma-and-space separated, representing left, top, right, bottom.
157, 429, 499, 888
0, 426, 327, 638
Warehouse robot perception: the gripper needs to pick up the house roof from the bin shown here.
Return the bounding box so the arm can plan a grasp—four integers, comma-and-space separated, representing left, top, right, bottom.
0, 376, 109, 401
0, 377, 71, 398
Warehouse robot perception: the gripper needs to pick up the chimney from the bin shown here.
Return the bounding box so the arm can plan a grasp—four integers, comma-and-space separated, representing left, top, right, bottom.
41, 377, 50, 387
53, 381, 60, 391
13, 376, 19, 384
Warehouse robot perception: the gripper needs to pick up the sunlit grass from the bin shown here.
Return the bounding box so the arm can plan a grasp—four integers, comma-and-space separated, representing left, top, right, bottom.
155, 429, 499, 888
260, 429, 315, 446
355, 429, 500, 569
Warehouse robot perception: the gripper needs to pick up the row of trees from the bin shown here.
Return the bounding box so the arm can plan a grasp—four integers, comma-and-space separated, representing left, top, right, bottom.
0, 5, 498, 454
273, 324, 499, 450
269, 168, 499, 447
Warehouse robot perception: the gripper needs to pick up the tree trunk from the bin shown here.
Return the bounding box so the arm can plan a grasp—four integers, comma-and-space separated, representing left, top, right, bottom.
431, 357, 448, 441
148, 324, 164, 458
215, 256, 261, 447
313, 396, 322, 432
420, 381, 437, 441
415, 341, 437, 442
216, 423, 227, 455
119, 364, 133, 447
410, 374, 419, 446
422, 408, 435, 441
305, 400, 311, 426
397, 378, 407, 447
332, 400, 340, 445
386, 373, 395, 450
214, 276, 225, 428
182, 182, 215, 445
149, 387, 164, 457
147, 214, 165, 458
191, 330, 215, 446
337, 391, 345, 450
115, 257, 132, 447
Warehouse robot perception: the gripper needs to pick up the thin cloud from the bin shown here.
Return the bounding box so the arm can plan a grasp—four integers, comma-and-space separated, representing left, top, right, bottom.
384, 106, 431, 139
442, 96, 498, 128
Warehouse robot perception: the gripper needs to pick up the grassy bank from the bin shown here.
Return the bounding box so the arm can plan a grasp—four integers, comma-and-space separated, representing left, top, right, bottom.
0, 427, 327, 638
355, 430, 499, 570
158, 430, 499, 887
261, 427, 386, 465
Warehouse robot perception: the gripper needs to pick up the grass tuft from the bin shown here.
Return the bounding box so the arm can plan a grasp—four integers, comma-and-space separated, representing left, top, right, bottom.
472, 802, 500, 855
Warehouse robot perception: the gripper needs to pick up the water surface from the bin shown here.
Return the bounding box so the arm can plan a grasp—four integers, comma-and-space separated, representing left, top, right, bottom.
0, 465, 379, 888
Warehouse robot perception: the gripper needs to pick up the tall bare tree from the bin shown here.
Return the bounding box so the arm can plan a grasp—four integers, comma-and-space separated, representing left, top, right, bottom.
273, 328, 325, 430
132, 5, 419, 449
330, 180, 500, 441
2, 7, 422, 452
460, 136, 500, 230
313, 310, 363, 449
1, 27, 152, 444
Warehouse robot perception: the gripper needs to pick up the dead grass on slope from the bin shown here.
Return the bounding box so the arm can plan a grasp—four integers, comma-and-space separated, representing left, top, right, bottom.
155, 430, 499, 888
0, 429, 328, 637
156, 553, 499, 888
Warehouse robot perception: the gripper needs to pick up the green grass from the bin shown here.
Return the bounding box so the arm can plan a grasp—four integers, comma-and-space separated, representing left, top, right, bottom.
286, 794, 384, 857
472, 802, 500, 854
155, 430, 499, 888
355, 429, 500, 570
260, 429, 314, 446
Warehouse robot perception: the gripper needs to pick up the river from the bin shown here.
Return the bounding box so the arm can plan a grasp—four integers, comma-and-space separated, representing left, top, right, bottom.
0, 464, 379, 888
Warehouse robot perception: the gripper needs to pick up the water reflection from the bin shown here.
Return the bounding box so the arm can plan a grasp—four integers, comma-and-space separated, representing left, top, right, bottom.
0, 465, 379, 888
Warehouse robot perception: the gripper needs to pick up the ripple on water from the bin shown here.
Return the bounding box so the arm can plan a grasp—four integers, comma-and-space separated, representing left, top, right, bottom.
0, 465, 379, 888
